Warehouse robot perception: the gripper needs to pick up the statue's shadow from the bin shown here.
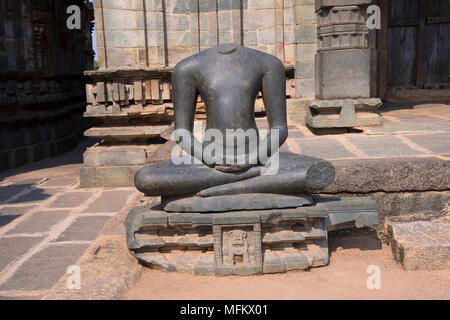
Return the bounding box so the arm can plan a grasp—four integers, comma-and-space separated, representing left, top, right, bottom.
328, 227, 382, 258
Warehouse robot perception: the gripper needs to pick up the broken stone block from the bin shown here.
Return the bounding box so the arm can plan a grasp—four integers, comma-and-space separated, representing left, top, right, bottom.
388, 221, 450, 271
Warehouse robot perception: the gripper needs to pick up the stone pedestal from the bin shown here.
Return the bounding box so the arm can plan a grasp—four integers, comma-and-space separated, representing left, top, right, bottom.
125, 196, 378, 275
306, 98, 382, 128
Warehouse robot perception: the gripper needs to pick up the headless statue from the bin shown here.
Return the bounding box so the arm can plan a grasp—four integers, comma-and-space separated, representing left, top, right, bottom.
135, 43, 334, 198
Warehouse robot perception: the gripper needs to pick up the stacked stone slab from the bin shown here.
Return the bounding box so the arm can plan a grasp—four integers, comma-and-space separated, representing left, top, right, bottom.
82, 0, 325, 187
306, 0, 382, 128
81, 67, 174, 187
0, 0, 94, 171
126, 196, 378, 275
388, 220, 449, 271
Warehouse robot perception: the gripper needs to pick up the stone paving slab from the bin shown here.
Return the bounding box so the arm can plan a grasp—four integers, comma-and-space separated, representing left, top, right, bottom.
39, 178, 78, 188
6, 210, 71, 235
0, 185, 30, 203
9, 188, 60, 205
83, 190, 135, 213
362, 122, 450, 135
2, 178, 45, 186
55, 216, 112, 242
0, 206, 34, 227
386, 114, 449, 126
288, 130, 306, 138
290, 137, 358, 159
0, 243, 89, 291
48, 191, 94, 208
0, 236, 44, 272
379, 103, 450, 117
358, 103, 450, 135
404, 133, 450, 155
43, 236, 142, 300
344, 135, 426, 157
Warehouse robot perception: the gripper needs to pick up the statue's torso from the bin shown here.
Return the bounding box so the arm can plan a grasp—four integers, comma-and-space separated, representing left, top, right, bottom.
195, 46, 264, 157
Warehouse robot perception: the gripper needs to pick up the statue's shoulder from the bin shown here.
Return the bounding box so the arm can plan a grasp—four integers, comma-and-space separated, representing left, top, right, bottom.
174, 51, 210, 75
245, 47, 284, 72
173, 51, 206, 75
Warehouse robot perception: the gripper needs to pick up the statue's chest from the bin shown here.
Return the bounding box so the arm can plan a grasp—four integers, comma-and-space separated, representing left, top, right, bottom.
197, 70, 262, 96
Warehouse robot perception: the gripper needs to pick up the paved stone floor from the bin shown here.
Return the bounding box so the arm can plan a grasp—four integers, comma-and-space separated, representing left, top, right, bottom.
283, 102, 450, 159
0, 102, 448, 299
0, 140, 139, 299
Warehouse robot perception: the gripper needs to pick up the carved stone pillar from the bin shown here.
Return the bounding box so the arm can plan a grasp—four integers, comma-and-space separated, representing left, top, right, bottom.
306, 0, 382, 129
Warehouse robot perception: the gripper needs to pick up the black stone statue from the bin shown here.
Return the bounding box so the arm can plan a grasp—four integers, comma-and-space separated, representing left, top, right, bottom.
135, 43, 334, 198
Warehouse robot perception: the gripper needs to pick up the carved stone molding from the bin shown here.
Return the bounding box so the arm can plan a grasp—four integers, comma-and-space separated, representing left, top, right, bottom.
0, 77, 85, 107
317, 5, 369, 51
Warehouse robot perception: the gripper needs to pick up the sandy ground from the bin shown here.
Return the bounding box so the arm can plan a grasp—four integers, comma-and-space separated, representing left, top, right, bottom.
123, 230, 450, 300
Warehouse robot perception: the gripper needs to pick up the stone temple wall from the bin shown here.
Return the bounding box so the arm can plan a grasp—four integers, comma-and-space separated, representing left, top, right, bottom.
96, 0, 300, 65
91, 0, 318, 96
0, 0, 95, 171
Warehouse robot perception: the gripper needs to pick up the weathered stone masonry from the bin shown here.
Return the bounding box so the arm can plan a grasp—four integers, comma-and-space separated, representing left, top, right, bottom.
0, 0, 95, 171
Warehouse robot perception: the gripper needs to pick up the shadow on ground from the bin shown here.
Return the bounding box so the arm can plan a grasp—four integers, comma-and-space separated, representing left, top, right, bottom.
328, 227, 382, 258
0, 214, 21, 227
0, 138, 99, 183
379, 101, 450, 113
